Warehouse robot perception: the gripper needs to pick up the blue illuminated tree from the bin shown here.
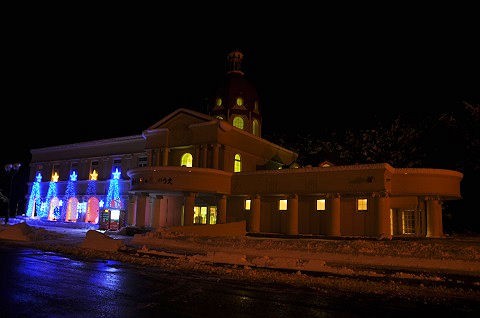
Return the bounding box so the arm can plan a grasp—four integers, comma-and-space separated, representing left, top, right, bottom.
26, 173, 42, 218
87, 180, 97, 195
106, 168, 121, 208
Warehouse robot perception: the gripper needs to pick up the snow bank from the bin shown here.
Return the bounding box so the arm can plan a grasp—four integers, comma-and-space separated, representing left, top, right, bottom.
81, 230, 125, 252
0, 222, 58, 241
169, 221, 246, 237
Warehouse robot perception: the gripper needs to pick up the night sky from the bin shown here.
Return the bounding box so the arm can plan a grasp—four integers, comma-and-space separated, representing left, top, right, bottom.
2, 16, 479, 168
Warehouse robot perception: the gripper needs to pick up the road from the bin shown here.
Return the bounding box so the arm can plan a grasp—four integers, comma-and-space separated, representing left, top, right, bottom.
1, 245, 478, 317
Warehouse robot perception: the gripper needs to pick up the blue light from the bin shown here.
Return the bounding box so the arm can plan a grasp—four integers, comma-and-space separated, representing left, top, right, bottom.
26, 174, 42, 218
86, 180, 97, 195
70, 171, 78, 181
112, 168, 121, 180
106, 169, 121, 208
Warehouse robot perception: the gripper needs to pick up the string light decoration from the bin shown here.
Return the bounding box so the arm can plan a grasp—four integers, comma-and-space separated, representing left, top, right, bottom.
51, 172, 59, 182
27, 173, 42, 218
106, 169, 121, 208
70, 171, 78, 181
90, 169, 98, 181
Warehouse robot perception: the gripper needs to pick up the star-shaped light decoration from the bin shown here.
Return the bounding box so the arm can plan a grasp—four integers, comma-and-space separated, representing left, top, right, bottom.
90, 169, 98, 181
51, 172, 59, 182
59, 200, 63, 207
99, 200, 104, 208
70, 171, 78, 181
112, 168, 121, 180
36, 173, 43, 183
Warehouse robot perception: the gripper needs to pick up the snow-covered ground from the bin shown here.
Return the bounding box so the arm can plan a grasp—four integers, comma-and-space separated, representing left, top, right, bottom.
1, 217, 480, 307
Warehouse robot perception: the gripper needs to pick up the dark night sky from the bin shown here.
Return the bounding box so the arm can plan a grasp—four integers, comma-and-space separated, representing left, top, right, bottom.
2, 13, 479, 168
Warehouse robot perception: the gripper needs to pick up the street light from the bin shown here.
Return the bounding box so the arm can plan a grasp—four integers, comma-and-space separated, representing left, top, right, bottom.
4, 163, 21, 224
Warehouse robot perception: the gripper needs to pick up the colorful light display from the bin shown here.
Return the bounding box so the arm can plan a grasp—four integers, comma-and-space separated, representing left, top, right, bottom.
27, 173, 42, 218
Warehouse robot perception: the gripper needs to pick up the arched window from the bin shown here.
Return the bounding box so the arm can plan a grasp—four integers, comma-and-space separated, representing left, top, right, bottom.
181, 153, 193, 167
232, 116, 244, 130
252, 119, 260, 136
234, 154, 242, 172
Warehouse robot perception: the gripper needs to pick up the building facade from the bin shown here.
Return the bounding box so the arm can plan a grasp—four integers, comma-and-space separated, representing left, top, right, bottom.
26, 51, 462, 238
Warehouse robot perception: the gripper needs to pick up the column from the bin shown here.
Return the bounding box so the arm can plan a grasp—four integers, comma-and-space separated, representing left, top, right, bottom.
217, 194, 227, 224
194, 146, 200, 167
152, 195, 163, 229
136, 193, 148, 227
162, 147, 169, 166
147, 149, 153, 166
184, 192, 196, 226
426, 198, 443, 238
327, 194, 341, 236
286, 194, 298, 235
375, 193, 391, 238
155, 149, 161, 166
249, 195, 261, 233
127, 195, 137, 226
201, 145, 208, 168
212, 144, 220, 169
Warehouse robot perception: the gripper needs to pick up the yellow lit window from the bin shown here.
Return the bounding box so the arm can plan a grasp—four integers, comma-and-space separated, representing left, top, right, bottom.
233, 116, 244, 130
357, 199, 368, 211
316, 199, 326, 211
245, 199, 251, 210
252, 119, 260, 136
402, 210, 415, 234
234, 154, 242, 172
279, 199, 288, 211
236, 97, 243, 106
180, 153, 193, 167
216, 98, 222, 107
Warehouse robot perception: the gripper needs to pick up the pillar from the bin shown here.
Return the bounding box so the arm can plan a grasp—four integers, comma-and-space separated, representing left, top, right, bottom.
201, 145, 208, 168
194, 146, 200, 167
152, 195, 163, 229
217, 194, 227, 224
162, 147, 169, 166
147, 149, 153, 166
249, 195, 261, 233
184, 192, 196, 226
286, 194, 298, 235
426, 199, 443, 238
375, 193, 391, 238
127, 195, 137, 226
327, 194, 341, 236
136, 193, 148, 227
212, 144, 220, 169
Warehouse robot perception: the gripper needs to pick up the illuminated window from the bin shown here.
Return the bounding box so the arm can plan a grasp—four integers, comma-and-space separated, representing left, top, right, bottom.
180, 153, 193, 167
194, 206, 207, 224
236, 97, 243, 106
252, 119, 260, 136
402, 210, 416, 234
279, 199, 288, 211
77, 202, 87, 213
233, 116, 244, 130
234, 154, 241, 172
216, 98, 222, 107
316, 199, 326, 211
245, 199, 251, 210
357, 199, 368, 211
209, 207, 217, 224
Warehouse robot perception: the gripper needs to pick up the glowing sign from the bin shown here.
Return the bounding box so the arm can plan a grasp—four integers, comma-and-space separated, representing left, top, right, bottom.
110, 209, 120, 221
112, 168, 121, 180
36, 173, 43, 183
90, 169, 98, 181
70, 171, 78, 181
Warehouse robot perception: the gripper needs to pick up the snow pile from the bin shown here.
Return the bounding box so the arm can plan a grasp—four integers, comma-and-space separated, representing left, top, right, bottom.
0, 222, 61, 241
168, 220, 246, 237
80, 230, 125, 252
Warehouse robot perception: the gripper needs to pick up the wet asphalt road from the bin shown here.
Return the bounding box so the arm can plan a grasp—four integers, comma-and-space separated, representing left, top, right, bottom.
0, 245, 477, 317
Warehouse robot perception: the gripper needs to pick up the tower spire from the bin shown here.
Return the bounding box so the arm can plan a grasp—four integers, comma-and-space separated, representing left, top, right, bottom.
227, 50, 244, 75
